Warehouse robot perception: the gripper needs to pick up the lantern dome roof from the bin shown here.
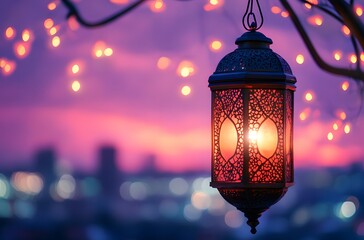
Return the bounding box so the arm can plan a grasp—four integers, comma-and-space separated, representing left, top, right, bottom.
215, 31, 292, 74
209, 31, 296, 89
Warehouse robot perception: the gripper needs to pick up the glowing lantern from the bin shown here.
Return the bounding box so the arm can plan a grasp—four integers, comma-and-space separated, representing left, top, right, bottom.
209, 30, 296, 234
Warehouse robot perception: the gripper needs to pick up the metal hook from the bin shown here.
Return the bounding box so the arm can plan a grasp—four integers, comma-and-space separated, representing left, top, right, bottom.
242, 0, 264, 31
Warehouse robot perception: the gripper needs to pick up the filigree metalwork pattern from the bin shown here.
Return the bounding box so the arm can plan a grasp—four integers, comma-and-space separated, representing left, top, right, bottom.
218, 188, 287, 210
248, 89, 284, 183
285, 90, 294, 183
212, 89, 244, 182
215, 49, 291, 73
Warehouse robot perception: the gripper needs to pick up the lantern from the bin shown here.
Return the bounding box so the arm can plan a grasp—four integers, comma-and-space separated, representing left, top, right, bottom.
209, 30, 296, 234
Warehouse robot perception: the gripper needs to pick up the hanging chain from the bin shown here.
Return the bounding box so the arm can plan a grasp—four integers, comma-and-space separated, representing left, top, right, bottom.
242, 0, 264, 31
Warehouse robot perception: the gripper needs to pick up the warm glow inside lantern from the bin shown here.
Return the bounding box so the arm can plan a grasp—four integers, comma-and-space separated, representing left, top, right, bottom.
209, 31, 296, 234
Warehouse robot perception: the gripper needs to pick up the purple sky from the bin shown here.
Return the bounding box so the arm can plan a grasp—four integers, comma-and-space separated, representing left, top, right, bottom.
0, 0, 363, 172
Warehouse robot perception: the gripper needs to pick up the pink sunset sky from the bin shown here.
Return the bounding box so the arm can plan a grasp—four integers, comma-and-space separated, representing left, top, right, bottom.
0, 0, 363, 173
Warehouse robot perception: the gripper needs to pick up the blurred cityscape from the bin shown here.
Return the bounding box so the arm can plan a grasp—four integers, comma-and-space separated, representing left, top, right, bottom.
0, 146, 363, 240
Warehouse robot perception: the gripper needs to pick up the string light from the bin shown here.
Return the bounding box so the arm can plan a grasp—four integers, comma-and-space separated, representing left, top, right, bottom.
72, 64, 80, 74
349, 54, 357, 64
296, 54, 305, 64
271, 6, 281, 14
210, 40, 222, 51
71, 80, 81, 92
110, 0, 129, 4
333, 51, 342, 61
181, 86, 191, 96
177, 61, 195, 78
327, 132, 334, 141
104, 48, 113, 57
14, 42, 30, 59
341, 81, 349, 91
299, 108, 311, 121
44, 19, 54, 29
68, 17, 80, 31
22, 29, 32, 42
355, 5, 363, 16
332, 123, 339, 131
48, 2, 57, 11
5, 27, 16, 40
342, 25, 351, 36
157, 57, 171, 70
281, 11, 289, 18
344, 124, 351, 134
308, 15, 323, 26
204, 0, 224, 11
305, 91, 313, 102
150, 0, 165, 13
52, 36, 61, 48
336, 110, 347, 120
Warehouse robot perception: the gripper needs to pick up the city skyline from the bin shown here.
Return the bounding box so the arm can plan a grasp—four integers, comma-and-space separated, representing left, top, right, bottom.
1, 0, 364, 173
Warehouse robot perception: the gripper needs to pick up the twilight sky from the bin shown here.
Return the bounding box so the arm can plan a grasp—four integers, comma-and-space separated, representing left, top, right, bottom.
0, 0, 364, 173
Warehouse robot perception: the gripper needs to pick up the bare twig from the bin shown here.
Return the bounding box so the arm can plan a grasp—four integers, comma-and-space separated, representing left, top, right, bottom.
280, 0, 364, 81
61, 0, 146, 28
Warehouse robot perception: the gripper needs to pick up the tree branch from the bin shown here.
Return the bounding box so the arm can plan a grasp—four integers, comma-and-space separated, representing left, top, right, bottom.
328, 0, 364, 50
280, 0, 364, 81
61, 0, 147, 28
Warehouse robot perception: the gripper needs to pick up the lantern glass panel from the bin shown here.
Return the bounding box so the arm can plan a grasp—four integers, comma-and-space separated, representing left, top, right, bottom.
212, 88, 290, 184
212, 89, 244, 182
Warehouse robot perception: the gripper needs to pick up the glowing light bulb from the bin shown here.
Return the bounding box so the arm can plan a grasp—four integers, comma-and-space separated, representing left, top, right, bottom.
299, 108, 311, 121
44, 19, 54, 29
305, 92, 313, 102
52, 36, 61, 47
333, 123, 338, 131
157, 57, 170, 70
344, 124, 351, 134
341, 81, 349, 91
355, 6, 363, 16
110, 0, 129, 4
327, 132, 334, 141
72, 64, 80, 74
281, 11, 289, 18
68, 16, 80, 31
296, 54, 305, 64
338, 111, 347, 120
72, 80, 81, 92
104, 48, 113, 57
181, 86, 191, 96
150, 0, 165, 12
333, 51, 342, 61
177, 61, 195, 78
204, 0, 224, 11
342, 25, 351, 36
22, 29, 31, 42
48, 2, 57, 10
49, 26, 58, 36
299, 112, 307, 121
210, 40, 222, 51
349, 54, 357, 64
93, 41, 106, 58
308, 15, 323, 26
5, 27, 15, 40
304, 3, 312, 9
271, 6, 281, 14
14, 42, 29, 58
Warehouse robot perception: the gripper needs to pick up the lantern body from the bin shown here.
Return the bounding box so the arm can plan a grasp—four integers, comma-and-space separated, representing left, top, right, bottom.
209, 31, 296, 233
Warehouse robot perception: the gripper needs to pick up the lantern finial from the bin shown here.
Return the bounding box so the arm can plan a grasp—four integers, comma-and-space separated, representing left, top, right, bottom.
244, 210, 262, 234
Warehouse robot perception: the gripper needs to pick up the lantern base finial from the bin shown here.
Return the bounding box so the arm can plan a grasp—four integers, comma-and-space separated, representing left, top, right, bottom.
241, 209, 264, 234
216, 188, 289, 234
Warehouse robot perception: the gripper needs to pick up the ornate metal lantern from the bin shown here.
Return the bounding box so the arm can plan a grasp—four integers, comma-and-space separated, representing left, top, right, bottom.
208, 1, 296, 234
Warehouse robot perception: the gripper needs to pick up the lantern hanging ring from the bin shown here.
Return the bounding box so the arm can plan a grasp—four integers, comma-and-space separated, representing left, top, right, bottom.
242, 0, 264, 31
